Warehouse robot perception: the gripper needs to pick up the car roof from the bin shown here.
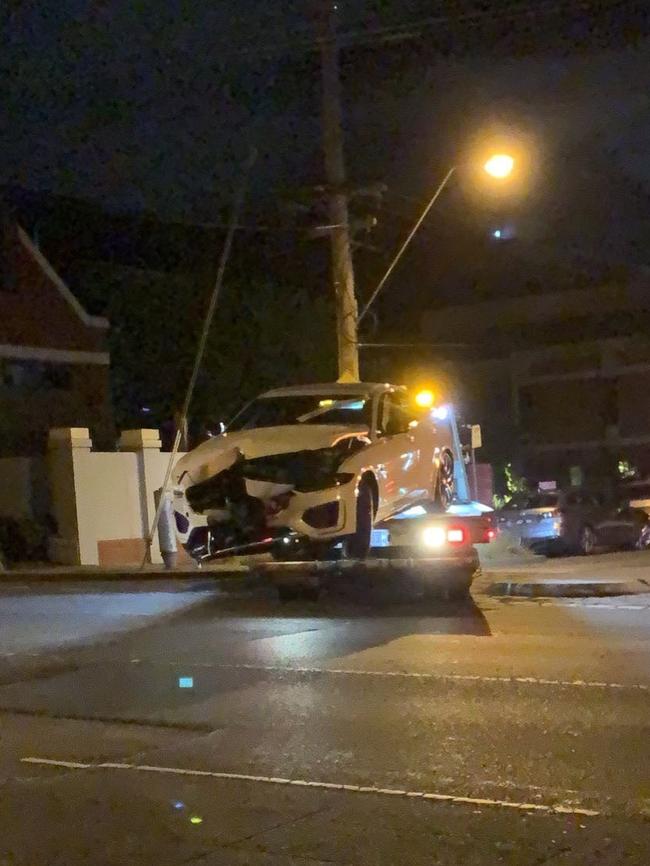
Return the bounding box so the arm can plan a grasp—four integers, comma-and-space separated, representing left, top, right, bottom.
260, 382, 402, 398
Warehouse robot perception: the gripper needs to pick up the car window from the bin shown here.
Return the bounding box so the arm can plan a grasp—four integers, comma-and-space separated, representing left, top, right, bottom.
505, 492, 559, 510
228, 394, 372, 430
378, 394, 411, 436
624, 482, 650, 501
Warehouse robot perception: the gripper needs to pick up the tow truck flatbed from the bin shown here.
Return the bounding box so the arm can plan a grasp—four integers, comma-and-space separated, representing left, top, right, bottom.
253, 508, 488, 602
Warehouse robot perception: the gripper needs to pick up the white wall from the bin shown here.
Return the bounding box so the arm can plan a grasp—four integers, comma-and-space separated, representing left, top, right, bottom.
73, 450, 142, 565
46, 428, 186, 566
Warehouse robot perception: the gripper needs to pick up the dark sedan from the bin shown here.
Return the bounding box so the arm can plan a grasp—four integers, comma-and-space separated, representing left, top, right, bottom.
495, 489, 647, 556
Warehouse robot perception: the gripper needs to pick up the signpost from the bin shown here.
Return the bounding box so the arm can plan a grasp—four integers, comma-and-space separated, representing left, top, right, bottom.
470, 424, 482, 501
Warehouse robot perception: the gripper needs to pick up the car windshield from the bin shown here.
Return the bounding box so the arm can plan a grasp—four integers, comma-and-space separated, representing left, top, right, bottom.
503, 492, 559, 510
228, 394, 372, 431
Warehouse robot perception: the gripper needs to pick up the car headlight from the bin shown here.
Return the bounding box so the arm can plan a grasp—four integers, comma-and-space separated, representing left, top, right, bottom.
422, 526, 446, 547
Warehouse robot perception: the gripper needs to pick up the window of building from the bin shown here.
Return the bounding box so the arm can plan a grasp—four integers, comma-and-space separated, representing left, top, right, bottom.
0, 360, 72, 391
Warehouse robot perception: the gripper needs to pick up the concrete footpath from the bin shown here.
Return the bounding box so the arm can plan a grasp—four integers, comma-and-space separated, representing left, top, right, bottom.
3, 547, 650, 600
476, 545, 650, 598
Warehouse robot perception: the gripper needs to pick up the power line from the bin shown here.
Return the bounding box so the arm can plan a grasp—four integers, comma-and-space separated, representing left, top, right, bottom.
222, 0, 642, 62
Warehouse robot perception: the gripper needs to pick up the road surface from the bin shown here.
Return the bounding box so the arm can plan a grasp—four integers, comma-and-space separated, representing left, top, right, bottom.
0, 573, 649, 864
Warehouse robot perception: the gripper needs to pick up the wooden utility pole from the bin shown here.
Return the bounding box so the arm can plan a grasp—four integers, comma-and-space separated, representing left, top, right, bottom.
319, 3, 360, 382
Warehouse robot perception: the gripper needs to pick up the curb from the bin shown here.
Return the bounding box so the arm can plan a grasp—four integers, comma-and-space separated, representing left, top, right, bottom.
0, 566, 250, 584
0, 571, 263, 596
484, 579, 647, 598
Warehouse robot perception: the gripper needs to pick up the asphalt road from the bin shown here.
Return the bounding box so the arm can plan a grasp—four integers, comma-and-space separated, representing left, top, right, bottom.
1, 576, 649, 864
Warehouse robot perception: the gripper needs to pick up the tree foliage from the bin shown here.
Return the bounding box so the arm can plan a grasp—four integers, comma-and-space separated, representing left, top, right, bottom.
89, 261, 336, 432
492, 462, 528, 509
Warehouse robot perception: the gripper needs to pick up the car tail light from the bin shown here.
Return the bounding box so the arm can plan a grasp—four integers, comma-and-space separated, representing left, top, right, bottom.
303, 501, 340, 529
481, 526, 499, 544
446, 527, 465, 545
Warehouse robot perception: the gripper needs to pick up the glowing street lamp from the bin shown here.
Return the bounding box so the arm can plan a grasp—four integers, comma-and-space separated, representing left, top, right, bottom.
358, 150, 518, 325
483, 153, 515, 179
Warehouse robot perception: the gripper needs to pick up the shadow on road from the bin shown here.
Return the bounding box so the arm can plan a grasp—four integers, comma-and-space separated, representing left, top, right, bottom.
0, 576, 491, 727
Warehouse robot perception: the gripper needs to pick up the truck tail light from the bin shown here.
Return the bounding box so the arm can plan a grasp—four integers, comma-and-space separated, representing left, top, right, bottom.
422, 525, 468, 548
446, 527, 465, 545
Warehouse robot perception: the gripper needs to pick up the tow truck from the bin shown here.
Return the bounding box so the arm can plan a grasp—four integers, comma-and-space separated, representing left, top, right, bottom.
255, 403, 492, 601
177, 395, 493, 602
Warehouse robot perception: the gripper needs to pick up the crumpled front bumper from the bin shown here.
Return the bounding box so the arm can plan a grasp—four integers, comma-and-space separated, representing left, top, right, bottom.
173, 473, 358, 561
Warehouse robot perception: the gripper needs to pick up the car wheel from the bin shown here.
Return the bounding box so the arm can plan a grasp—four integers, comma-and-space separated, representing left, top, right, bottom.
434, 451, 454, 512
578, 525, 596, 556
342, 479, 373, 560
637, 525, 650, 550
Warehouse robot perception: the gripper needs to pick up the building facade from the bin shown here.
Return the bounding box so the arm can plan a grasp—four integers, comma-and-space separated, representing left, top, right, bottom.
420, 276, 650, 486
0, 220, 114, 455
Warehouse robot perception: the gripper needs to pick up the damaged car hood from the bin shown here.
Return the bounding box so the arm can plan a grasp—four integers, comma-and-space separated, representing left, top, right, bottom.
174, 424, 369, 487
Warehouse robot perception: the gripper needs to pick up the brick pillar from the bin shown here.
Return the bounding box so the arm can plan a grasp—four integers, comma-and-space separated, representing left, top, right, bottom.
119, 429, 165, 564
47, 427, 92, 564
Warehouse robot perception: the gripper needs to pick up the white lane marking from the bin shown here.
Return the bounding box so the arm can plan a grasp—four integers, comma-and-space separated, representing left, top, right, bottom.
20, 757, 600, 817
21, 757, 90, 770
131, 660, 649, 692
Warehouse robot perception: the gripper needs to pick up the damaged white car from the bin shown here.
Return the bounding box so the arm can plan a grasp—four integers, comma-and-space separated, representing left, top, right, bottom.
172, 382, 455, 562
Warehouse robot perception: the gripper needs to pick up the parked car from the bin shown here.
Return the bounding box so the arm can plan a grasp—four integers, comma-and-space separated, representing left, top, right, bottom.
494, 488, 648, 556
620, 479, 650, 517
172, 382, 455, 562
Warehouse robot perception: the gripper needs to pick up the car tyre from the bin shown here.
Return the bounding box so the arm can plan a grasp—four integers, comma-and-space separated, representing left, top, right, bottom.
637, 525, 650, 550
432, 451, 454, 512
342, 479, 373, 560
578, 525, 596, 556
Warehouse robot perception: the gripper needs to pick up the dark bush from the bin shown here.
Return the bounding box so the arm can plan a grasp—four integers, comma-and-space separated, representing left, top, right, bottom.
0, 517, 48, 563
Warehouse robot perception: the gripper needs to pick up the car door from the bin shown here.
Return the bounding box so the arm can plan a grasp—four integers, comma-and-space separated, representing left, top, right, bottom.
371, 391, 420, 516
388, 389, 431, 502
607, 499, 645, 548
587, 493, 631, 549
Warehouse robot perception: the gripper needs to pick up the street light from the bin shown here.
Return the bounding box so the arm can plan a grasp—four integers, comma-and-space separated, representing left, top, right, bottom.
483, 153, 515, 179
358, 152, 516, 326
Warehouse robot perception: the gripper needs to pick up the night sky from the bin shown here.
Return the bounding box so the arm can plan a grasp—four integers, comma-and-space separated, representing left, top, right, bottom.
3, 2, 650, 286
